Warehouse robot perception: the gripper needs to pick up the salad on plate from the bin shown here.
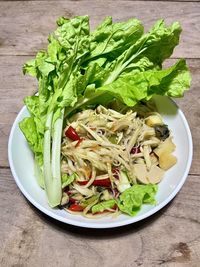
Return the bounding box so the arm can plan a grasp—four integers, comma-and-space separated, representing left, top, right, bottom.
19, 16, 191, 218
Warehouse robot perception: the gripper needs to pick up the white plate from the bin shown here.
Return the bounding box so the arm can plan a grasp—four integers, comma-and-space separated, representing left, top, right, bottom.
8, 96, 193, 228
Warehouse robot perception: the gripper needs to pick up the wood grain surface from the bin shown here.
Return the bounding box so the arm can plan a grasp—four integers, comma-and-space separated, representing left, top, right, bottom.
0, 1, 200, 266
0, 1, 200, 57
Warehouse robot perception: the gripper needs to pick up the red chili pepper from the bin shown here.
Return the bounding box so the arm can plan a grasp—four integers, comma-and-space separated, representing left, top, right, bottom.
75, 138, 84, 148
130, 146, 141, 154
93, 178, 111, 187
65, 126, 80, 141
68, 204, 84, 212
78, 178, 111, 187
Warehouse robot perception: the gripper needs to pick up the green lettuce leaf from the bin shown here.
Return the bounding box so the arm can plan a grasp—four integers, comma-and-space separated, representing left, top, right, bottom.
98, 59, 190, 106
19, 116, 43, 170
104, 20, 181, 84
81, 195, 100, 208
118, 184, 158, 216
88, 16, 144, 60
65, 59, 190, 117
24, 96, 45, 135
61, 173, 78, 189
91, 199, 116, 214
19, 117, 43, 154
23, 59, 37, 77
21, 16, 90, 206
19, 116, 44, 187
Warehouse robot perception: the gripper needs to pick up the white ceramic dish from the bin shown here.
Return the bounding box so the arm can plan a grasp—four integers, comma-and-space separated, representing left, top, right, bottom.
8, 95, 193, 228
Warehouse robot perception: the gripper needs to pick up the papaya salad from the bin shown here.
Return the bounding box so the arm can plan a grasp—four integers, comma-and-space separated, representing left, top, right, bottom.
19, 16, 191, 218
61, 105, 177, 217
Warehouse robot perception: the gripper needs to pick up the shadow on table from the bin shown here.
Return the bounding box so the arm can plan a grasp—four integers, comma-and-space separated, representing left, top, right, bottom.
27, 198, 174, 239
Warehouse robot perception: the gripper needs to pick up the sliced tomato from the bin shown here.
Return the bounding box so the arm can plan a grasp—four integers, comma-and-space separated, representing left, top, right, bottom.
78, 178, 111, 187
68, 204, 84, 212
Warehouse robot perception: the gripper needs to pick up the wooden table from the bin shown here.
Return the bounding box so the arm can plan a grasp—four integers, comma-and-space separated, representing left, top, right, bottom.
0, 1, 200, 266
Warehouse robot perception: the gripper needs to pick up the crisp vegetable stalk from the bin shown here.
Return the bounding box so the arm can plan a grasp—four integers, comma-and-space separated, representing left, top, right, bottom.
50, 109, 64, 206
43, 111, 62, 206
19, 16, 191, 208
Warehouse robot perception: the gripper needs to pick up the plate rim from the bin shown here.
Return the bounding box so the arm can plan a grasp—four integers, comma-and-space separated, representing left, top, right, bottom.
8, 98, 193, 228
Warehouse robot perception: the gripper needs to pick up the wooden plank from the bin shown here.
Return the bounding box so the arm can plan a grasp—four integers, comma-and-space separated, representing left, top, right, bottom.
0, 1, 200, 57
0, 56, 37, 91
0, 56, 199, 175
0, 168, 200, 266
0, 0, 200, 3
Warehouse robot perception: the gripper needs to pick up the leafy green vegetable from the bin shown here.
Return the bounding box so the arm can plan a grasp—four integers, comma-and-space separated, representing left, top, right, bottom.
61, 173, 78, 189
116, 171, 131, 193
81, 195, 100, 208
65, 59, 190, 117
98, 59, 190, 106
92, 199, 116, 214
19, 117, 43, 164
87, 16, 144, 60
118, 184, 158, 216
22, 16, 90, 207
19, 116, 44, 187
20, 15, 191, 209
99, 19, 182, 85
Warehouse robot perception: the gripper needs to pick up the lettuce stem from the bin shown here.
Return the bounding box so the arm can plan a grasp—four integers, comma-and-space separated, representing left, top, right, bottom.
51, 108, 64, 204
43, 111, 53, 205
43, 111, 62, 207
